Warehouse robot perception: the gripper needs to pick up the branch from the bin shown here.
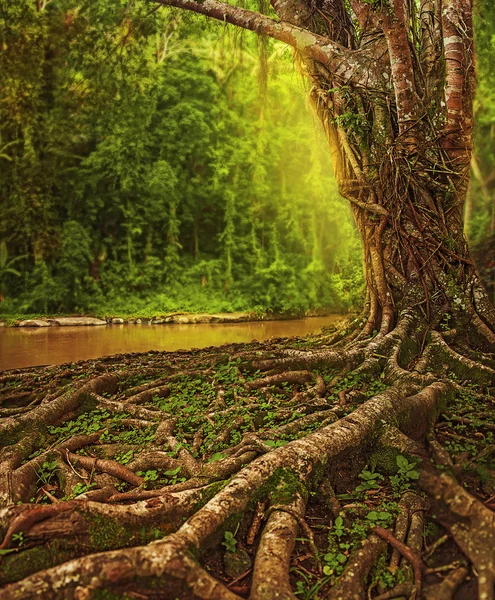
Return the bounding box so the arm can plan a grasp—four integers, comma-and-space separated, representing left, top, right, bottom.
154, 0, 379, 88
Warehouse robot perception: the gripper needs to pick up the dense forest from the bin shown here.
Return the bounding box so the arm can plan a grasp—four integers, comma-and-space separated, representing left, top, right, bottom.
0, 1, 493, 318
0, 1, 363, 317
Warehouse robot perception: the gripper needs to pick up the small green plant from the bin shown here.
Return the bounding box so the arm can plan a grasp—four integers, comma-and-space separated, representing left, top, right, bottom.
163, 466, 185, 485
37, 460, 58, 485
440, 312, 452, 332
12, 532, 24, 546
222, 530, 237, 553
354, 467, 384, 493
365, 510, 393, 525
135, 470, 159, 482
292, 568, 329, 599
332, 515, 345, 538
390, 455, 420, 495
207, 452, 226, 463
72, 482, 93, 496
61, 482, 96, 500
115, 449, 134, 465
322, 551, 347, 576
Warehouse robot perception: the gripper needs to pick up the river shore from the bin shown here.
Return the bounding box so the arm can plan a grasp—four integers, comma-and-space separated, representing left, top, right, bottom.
0, 309, 346, 328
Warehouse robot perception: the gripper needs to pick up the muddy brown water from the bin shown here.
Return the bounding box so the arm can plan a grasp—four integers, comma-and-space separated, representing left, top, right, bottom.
0, 315, 346, 370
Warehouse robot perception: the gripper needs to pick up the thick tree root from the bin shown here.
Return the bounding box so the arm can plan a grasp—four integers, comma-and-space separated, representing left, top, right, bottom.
0, 318, 494, 598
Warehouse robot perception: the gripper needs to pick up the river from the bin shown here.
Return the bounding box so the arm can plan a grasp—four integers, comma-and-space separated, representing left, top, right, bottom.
0, 315, 345, 370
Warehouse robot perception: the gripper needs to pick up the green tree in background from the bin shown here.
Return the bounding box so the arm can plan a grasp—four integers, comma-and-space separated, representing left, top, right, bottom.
0, 0, 361, 316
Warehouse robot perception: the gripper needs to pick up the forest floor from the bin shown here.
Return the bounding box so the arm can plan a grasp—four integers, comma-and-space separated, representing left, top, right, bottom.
0, 324, 494, 598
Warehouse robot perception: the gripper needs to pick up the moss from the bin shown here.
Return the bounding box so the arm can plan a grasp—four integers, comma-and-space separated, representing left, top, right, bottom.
193, 480, 229, 511
87, 515, 168, 552
370, 446, 401, 475
397, 337, 421, 369
78, 392, 100, 415
88, 515, 134, 551
138, 526, 164, 544
308, 460, 327, 492
253, 467, 308, 507
0, 423, 24, 447
0, 543, 71, 585
477, 466, 495, 495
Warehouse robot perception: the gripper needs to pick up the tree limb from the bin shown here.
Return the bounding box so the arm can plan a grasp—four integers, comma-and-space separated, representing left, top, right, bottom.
154, 0, 380, 88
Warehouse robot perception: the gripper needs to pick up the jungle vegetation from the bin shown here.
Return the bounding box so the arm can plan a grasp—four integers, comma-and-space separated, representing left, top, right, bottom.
2, 1, 495, 600
0, 0, 494, 318
0, 1, 363, 317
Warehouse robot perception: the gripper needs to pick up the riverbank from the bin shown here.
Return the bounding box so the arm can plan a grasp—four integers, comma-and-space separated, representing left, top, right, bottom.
0, 314, 347, 370
0, 308, 347, 328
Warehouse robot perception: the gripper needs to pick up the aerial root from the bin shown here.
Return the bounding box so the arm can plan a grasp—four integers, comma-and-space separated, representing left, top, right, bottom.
423, 332, 495, 384
0, 502, 78, 550
0, 372, 122, 443
0, 376, 443, 598
0, 486, 207, 553
64, 451, 144, 487
246, 501, 266, 545
2, 432, 102, 504
319, 478, 343, 518
388, 492, 425, 575
3, 320, 495, 598
373, 583, 415, 600
124, 385, 170, 405
249, 348, 355, 373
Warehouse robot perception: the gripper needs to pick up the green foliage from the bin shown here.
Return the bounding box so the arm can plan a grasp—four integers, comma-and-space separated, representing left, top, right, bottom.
389, 455, 420, 495
332, 515, 345, 538
0, 0, 362, 317
222, 530, 237, 553
354, 467, 384, 493
36, 460, 58, 486
322, 550, 347, 576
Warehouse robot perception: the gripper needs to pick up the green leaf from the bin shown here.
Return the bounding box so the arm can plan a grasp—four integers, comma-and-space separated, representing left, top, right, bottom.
208, 452, 226, 462
396, 455, 409, 470
164, 466, 181, 477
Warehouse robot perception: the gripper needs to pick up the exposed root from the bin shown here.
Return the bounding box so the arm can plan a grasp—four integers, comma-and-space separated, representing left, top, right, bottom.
326, 534, 386, 600
0, 317, 494, 598
423, 567, 469, 600
250, 494, 306, 600
372, 527, 422, 600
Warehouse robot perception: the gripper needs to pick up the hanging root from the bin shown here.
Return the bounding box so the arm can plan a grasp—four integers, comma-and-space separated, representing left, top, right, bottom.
0, 316, 494, 598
